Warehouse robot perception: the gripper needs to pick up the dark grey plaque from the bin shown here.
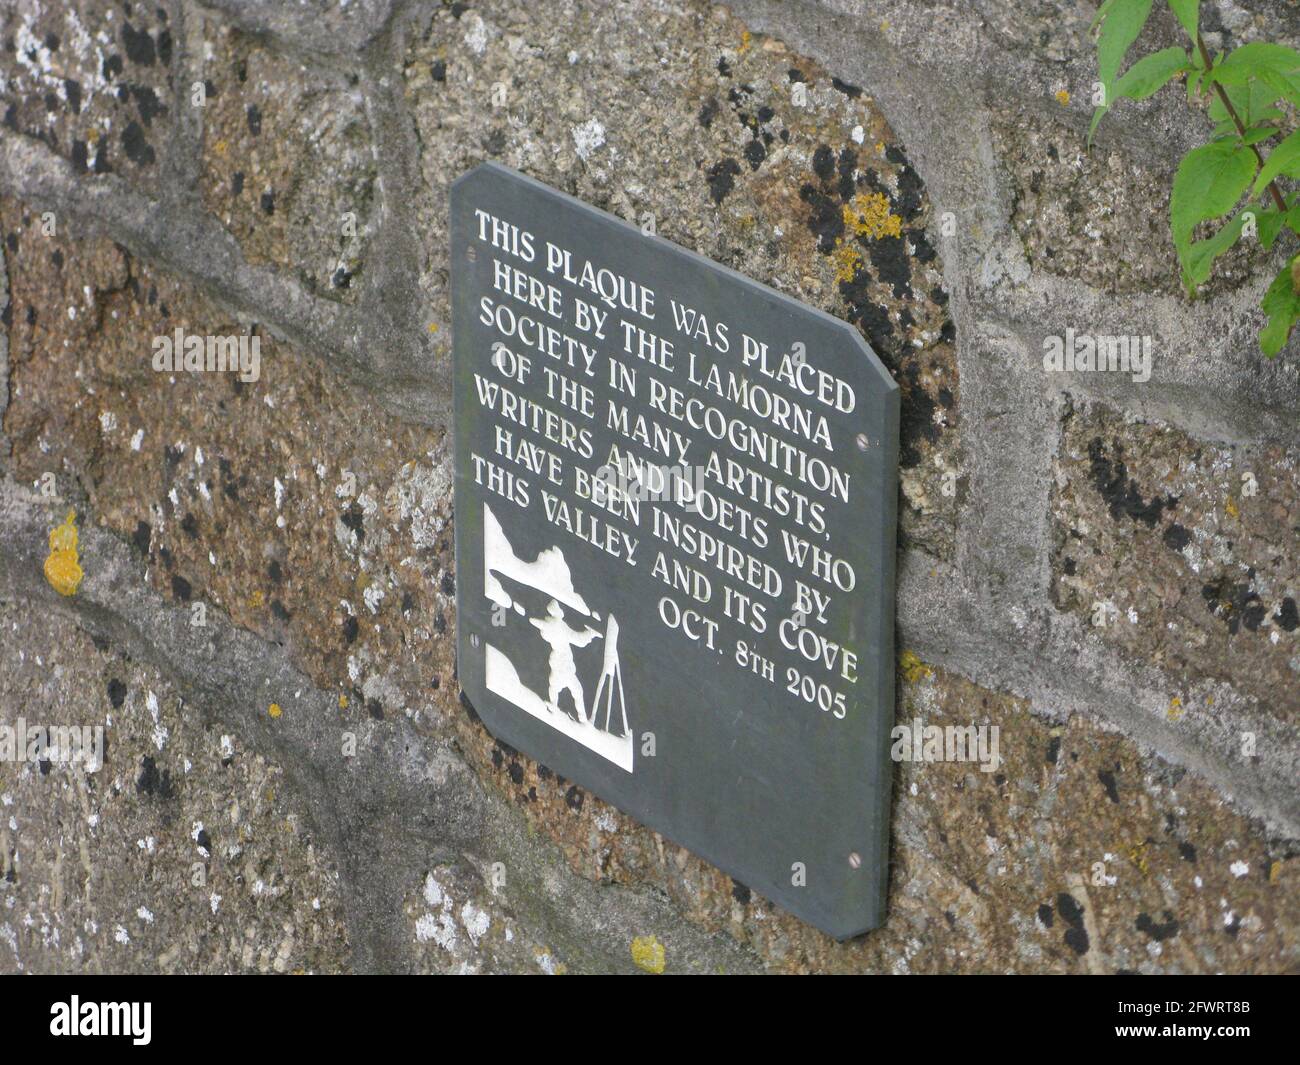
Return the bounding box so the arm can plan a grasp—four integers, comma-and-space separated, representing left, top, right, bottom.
451, 162, 898, 938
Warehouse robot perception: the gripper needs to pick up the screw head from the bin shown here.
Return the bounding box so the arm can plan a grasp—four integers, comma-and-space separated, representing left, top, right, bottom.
467, 245, 477, 262
848, 852, 861, 869
855, 433, 869, 451
469, 633, 481, 649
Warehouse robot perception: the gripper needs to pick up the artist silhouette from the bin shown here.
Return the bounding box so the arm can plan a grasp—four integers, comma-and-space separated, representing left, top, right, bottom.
530, 600, 601, 721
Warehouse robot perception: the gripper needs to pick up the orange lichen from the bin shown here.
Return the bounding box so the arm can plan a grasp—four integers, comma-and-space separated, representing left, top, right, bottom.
44, 510, 83, 596
630, 935, 666, 974
899, 650, 932, 685
842, 192, 901, 241
832, 241, 863, 283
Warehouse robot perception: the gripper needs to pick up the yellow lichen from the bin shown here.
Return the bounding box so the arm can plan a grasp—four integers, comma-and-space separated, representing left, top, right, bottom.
842, 192, 901, 241
339, 693, 349, 709
44, 510, 83, 597
427, 322, 439, 333
738, 30, 752, 55
630, 935, 666, 974
899, 650, 932, 685
248, 589, 265, 609
1055, 89, 1070, 106
832, 241, 863, 283
269, 703, 282, 719
1166, 696, 1184, 722
1127, 841, 1150, 875
1225, 497, 1239, 519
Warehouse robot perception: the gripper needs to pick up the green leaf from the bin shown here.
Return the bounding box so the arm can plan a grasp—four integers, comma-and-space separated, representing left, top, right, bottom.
1258, 67, 1300, 108
1254, 208, 1286, 249
1113, 47, 1191, 101
1260, 261, 1300, 356
1211, 42, 1300, 87
1182, 211, 1247, 290
1240, 126, 1282, 145
1096, 0, 1156, 89
1253, 128, 1300, 195
1207, 80, 1282, 128
1170, 140, 1258, 257
1168, 0, 1198, 40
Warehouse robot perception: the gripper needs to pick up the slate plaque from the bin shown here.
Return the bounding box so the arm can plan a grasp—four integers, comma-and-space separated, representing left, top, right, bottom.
451, 162, 898, 938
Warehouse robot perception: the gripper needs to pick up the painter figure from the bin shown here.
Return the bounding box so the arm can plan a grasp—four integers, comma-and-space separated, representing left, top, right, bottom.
530, 599, 602, 721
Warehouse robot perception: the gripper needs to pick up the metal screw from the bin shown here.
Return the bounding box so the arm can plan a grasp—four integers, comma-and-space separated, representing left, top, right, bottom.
470, 634, 480, 649
467, 245, 477, 262
855, 433, 870, 451
848, 852, 861, 869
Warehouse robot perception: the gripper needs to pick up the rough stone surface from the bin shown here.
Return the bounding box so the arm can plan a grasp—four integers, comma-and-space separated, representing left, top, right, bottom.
0, 1, 177, 191
198, 22, 376, 301
0, 0, 1296, 973
1053, 401, 1300, 725
0, 600, 352, 973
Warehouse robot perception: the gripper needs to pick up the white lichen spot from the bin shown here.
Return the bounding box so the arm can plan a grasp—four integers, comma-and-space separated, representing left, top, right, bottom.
1229, 860, 1249, 878
851, 124, 865, 144
114, 925, 130, 945
423, 873, 445, 907
461, 901, 490, 944
130, 428, 144, 451
136, 906, 154, 924
98, 411, 117, 433
572, 118, 606, 161
463, 14, 488, 54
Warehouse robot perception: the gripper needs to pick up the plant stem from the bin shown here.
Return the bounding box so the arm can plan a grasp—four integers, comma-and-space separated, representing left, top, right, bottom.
1197, 35, 1289, 213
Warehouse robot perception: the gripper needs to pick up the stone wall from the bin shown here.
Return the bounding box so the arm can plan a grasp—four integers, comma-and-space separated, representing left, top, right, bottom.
0, 0, 1294, 972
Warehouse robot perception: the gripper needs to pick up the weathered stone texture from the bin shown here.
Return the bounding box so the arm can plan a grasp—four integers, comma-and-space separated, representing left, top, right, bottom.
1052, 402, 1300, 725
198, 23, 376, 301
0, 601, 352, 973
0, 1, 176, 187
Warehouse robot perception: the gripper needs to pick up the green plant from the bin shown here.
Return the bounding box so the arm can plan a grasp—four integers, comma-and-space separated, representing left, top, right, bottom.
1090, 0, 1300, 356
